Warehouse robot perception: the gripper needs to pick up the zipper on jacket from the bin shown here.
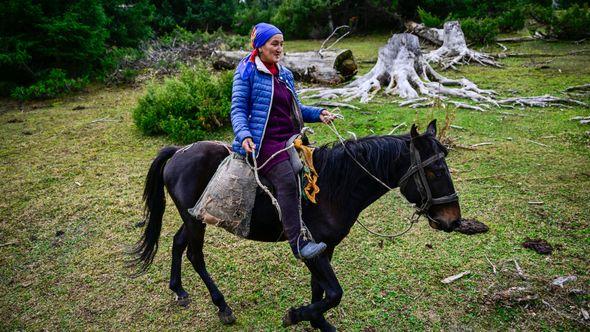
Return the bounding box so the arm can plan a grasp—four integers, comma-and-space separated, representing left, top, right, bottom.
282, 82, 304, 131
257, 73, 274, 158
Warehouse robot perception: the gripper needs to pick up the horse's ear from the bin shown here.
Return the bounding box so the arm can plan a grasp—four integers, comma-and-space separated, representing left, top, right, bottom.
410, 124, 420, 138
427, 119, 437, 136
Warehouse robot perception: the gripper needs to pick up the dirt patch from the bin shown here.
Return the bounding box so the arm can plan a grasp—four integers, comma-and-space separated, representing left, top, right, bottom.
522, 238, 553, 255
455, 218, 489, 235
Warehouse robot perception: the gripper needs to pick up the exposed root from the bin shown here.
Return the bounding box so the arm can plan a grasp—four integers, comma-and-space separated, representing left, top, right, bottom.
497, 95, 587, 108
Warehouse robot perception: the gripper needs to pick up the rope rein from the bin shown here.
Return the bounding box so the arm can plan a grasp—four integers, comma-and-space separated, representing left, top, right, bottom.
323, 116, 419, 239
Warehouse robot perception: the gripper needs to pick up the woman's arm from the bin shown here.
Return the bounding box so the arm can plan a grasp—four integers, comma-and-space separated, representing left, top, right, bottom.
230, 70, 253, 146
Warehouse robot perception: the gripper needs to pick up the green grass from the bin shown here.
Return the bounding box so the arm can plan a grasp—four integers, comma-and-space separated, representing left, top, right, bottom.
1, 35, 589, 331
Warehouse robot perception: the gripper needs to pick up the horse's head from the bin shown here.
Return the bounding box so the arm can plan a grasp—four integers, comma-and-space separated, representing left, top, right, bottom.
399, 120, 461, 232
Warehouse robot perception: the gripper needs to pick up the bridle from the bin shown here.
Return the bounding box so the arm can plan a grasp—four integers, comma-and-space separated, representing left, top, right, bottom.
324, 120, 458, 237
398, 139, 459, 222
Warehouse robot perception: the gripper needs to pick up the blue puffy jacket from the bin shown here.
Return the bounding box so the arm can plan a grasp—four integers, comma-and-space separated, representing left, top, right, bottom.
230, 56, 324, 157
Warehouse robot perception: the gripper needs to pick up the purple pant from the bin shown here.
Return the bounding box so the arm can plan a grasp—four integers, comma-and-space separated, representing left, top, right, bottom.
263, 159, 302, 252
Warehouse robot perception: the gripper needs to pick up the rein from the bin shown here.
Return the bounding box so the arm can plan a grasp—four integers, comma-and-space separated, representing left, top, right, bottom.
324, 118, 458, 238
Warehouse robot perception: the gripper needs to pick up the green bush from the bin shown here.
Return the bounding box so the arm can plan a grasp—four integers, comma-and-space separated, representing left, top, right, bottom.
552, 4, 590, 40
417, 7, 444, 28
133, 66, 233, 143
460, 18, 499, 45
10, 69, 88, 100
527, 4, 590, 40
496, 8, 526, 32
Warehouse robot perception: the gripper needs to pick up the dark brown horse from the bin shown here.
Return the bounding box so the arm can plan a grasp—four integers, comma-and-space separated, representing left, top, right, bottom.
130, 120, 461, 331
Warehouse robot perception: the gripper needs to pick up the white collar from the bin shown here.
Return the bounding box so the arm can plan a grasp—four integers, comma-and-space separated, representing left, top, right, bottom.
254, 56, 282, 75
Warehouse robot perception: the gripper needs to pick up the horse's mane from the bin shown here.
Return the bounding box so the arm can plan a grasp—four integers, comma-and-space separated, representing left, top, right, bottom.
313, 134, 410, 206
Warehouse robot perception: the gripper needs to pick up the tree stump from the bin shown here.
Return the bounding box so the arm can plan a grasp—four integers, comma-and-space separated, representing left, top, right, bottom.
424, 21, 500, 70
303, 33, 496, 103
300, 33, 585, 109
212, 49, 357, 85
405, 21, 443, 46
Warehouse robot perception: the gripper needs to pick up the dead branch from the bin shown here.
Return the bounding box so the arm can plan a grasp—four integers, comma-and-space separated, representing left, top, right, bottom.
565, 83, 590, 92
485, 256, 497, 275
441, 271, 471, 284
312, 101, 359, 109
525, 138, 549, 147
388, 122, 407, 135
513, 259, 527, 280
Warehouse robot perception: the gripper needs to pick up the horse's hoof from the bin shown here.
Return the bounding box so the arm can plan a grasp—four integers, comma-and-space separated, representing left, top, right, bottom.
282, 307, 295, 327
218, 307, 236, 325
175, 294, 191, 307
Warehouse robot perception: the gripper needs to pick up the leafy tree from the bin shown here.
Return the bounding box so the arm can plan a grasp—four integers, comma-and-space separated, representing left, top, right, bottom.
151, 0, 237, 34
0, 0, 109, 96
103, 0, 156, 48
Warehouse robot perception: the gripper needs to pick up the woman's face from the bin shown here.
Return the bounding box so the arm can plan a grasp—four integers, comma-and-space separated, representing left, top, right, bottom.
258, 34, 284, 64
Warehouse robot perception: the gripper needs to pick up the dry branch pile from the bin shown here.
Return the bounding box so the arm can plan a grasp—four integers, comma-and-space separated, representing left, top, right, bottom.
107, 38, 238, 84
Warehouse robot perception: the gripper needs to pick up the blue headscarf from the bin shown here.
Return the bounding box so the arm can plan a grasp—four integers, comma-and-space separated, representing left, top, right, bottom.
237, 23, 283, 80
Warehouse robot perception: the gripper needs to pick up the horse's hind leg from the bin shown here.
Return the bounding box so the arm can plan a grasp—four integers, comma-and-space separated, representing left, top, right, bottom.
183, 215, 236, 325
169, 225, 190, 306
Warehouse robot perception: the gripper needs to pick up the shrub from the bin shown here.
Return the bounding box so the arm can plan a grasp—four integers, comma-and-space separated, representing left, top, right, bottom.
496, 8, 526, 32
10, 69, 88, 100
460, 18, 499, 45
133, 66, 233, 143
527, 4, 590, 40
418, 7, 444, 28
552, 4, 590, 40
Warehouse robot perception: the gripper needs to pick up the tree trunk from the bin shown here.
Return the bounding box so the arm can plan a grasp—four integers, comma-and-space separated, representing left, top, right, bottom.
212, 49, 357, 85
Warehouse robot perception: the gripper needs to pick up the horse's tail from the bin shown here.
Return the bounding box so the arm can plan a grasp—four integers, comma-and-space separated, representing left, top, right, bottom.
129, 146, 178, 275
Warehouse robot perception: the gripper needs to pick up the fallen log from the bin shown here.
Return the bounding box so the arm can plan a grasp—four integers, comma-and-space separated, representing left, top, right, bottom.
212, 49, 357, 85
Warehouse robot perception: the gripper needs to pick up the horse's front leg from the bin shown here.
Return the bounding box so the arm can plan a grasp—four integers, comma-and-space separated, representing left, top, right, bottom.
283, 253, 342, 331
309, 249, 336, 331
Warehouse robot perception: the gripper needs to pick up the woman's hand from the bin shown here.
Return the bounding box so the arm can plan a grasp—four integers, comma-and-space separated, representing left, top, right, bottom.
242, 137, 256, 154
320, 109, 337, 124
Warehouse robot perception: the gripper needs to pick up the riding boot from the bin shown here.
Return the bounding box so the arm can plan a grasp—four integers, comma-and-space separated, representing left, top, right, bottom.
264, 160, 326, 259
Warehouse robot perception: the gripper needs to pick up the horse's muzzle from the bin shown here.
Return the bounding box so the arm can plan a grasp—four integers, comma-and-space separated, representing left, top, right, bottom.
427, 201, 461, 232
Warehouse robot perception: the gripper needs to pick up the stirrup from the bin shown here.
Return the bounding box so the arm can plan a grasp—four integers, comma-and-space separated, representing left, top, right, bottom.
296, 241, 327, 260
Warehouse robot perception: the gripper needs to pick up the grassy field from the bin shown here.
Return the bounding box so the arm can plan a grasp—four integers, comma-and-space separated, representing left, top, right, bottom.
1, 34, 589, 331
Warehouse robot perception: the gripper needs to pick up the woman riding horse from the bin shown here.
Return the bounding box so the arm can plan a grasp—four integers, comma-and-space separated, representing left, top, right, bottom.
130, 24, 463, 332
232, 22, 337, 259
